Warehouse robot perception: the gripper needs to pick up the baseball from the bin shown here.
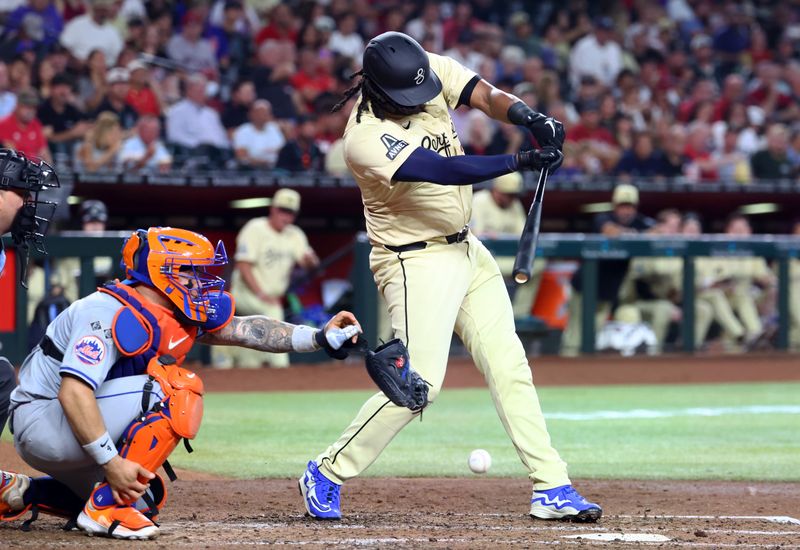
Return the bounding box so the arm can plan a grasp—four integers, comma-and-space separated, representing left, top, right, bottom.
468, 449, 492, 474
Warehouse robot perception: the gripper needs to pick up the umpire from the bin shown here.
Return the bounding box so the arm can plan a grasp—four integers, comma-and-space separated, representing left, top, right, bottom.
0, 148, 59, 436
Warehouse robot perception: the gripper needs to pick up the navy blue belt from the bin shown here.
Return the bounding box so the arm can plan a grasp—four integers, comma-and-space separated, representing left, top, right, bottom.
385, 226, 469, 253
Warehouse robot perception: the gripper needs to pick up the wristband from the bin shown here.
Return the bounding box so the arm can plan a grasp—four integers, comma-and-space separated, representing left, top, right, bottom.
507, 101, 542, 126
83, 431, 118, 465
292, 325, 321, 352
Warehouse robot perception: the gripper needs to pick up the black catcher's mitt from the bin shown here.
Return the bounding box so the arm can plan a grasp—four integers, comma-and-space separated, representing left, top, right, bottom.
365, 339, 429, 412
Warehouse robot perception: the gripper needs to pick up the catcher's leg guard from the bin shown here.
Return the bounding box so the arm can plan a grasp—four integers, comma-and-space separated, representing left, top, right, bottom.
77, 368, 203, 540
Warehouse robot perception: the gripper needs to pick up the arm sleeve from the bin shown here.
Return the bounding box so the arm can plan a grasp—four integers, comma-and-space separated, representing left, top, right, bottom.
394, 147, 518, 185
427, 53, 478, 110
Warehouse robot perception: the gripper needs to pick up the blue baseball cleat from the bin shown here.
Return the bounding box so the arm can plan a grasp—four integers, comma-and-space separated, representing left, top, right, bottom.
530, 484, 602, 522
298, 461, 341, 520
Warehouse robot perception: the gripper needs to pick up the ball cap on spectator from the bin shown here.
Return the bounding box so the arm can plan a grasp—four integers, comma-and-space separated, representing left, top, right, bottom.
127, 59, 148, 73
691, 34, 712, 50
363, 31, 442, 107
81, 199, 108, 224
17, 88, 39, 106
107, 67, 130, 84
314, 15, 335, 32
612, 184, 639, 206
594, 16, 615, 31
271, 188, 301, 212
493, 173, 523, 195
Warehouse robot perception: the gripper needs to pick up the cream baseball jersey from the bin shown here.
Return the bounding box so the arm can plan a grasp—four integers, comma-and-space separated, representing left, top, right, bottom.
471, 189, 526, 236
343, 53, 478, 246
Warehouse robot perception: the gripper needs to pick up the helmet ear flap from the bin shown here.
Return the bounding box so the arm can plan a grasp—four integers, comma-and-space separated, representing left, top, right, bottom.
131, 229, 148, 272
121, 229, 150, 275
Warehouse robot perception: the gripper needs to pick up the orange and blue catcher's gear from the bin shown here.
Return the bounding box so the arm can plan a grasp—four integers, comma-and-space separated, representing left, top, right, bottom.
120, 227, 229, 325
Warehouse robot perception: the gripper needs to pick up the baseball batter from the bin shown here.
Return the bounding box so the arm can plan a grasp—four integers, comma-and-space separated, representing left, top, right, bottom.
299, 32, 601, 523
0, 148, 60, 438
0, 226, 362, 539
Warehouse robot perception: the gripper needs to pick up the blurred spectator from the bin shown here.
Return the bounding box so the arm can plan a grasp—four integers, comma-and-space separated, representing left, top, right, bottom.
443, 29, 484, 73
442, 1, 480, 50
462, 112, 495, 156
658, 124, 688, 178
222, 79, 255, 134
33, 56, 56, 100
125, 60, 162, 117
328, 13, 364, 60
233, 99, 285, 169
689, 34, 718, 83
0, 88, 51, 162
255, 3, 297, 46
37, 72, 89, 160
713, 74, 745, 122
405, 3, 443, 54
684, 122, 718, 182
276, 115, 322, 172
166, 74, 228, 150
614, 131, 664, 179
290, 48, 335, 111
0, 62, 16, 117
208, 0, 258, 35
569, 17, 623, 89
566, 98, 621, 173
119, 114, 171, 172
59, 0, 123, 63
75, 48, 106, 112
677, 78, 716, 123
506, 11, 538, 56
2, 0, 64, 55
76, 110, 122, 171
8, 57, 32, 92
496, 45, 525, 86
713, 127, 751, 183
745, 61, 798, 123
750, 123, 793, 180
209, 0, 251, 87
92, 67, 138, 130
251, 40, 299, 120
166, 10, 218, 75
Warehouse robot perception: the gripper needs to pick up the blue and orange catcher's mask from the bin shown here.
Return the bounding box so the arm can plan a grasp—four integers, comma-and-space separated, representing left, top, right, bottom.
120, 227, 228, 324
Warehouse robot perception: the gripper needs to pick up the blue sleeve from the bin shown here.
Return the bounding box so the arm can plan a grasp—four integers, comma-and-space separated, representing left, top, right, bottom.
393, 147, 518, 185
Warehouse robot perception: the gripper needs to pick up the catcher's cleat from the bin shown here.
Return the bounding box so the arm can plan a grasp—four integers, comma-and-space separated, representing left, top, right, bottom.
0, 471, 31, 520
299, 461, 341, 520
530, 484, 602, 523
77, 484, 159, 540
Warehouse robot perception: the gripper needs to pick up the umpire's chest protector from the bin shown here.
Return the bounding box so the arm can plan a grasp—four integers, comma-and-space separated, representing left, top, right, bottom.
98, 283, 199, 381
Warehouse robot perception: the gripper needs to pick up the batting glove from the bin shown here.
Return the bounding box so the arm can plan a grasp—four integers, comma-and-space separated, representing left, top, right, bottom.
516, 147, 564, 173
507, 102, 566, 150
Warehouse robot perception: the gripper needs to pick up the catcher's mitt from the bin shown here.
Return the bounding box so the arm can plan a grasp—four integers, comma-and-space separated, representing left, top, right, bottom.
365, 339, 429, 412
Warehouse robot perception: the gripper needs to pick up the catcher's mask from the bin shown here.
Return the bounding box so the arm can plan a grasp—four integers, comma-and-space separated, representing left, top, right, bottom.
121, 227, 228, 325
0, 148, 60, 285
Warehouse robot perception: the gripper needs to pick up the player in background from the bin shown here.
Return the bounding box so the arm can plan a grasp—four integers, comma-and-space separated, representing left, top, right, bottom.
299, 32, 601, 523
0, 148, 59, 438
0, 226, 362, 539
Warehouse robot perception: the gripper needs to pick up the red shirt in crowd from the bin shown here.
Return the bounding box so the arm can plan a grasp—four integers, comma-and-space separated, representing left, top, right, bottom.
746, 85, 794, 111
566, 124, 617, 145
255, 24, 297, 46
289, 71, 335, 96
126, 87, 161, 116
0, 114, 47, 158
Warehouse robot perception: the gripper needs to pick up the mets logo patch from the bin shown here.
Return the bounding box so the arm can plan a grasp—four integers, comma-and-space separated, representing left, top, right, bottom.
74, 335, 106, 366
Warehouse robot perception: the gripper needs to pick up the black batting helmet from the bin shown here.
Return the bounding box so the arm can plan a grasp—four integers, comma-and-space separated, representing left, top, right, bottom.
362, 32, 442, 107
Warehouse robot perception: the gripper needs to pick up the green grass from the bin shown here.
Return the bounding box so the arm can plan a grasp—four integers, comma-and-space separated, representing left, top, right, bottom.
170, 382, 800, 481
4, 382, 798, 481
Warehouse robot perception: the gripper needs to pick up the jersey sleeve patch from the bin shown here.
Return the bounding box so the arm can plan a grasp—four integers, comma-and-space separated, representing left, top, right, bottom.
73, 335, 106, 366
381, 134, 409, 160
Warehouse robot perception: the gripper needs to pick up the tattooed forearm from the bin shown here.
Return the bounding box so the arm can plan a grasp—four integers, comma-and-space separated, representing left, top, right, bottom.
198, 315, 298, 352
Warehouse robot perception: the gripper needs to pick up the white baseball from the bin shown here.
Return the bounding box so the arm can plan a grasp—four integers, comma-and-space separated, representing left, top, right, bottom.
468, 449, 492, 474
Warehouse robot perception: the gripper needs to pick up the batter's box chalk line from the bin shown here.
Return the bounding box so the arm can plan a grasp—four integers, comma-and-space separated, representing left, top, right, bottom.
563, 533, 671, 542
618, 514, 800, 525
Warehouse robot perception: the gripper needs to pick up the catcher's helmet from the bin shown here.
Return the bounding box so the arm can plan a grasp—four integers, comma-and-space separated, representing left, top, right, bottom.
121, 227, 228, 324
81, 199, 108, 224
362, 32, 442, 107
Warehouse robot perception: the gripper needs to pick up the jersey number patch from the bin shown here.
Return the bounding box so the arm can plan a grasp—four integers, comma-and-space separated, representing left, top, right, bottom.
381, 134, 409, 160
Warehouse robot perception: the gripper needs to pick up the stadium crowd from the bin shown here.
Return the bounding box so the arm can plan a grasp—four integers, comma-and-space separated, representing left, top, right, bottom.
0, 0, 799, 180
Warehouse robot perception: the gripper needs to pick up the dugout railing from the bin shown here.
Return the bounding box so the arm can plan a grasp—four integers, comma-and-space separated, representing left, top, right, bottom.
351, 232, 800, 355
2, 233, 799, 362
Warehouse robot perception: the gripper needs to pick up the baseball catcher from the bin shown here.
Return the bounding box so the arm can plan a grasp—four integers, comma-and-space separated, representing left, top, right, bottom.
0, 226, 362, 539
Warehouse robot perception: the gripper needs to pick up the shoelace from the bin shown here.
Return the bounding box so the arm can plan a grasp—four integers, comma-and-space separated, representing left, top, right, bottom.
561, 486, 586, 504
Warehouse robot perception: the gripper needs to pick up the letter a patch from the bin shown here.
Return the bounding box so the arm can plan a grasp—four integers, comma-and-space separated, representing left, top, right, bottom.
381, 134, 409, 160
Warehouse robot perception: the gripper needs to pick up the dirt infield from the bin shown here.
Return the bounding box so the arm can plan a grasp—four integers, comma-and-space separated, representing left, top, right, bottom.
2, 353, 799, 548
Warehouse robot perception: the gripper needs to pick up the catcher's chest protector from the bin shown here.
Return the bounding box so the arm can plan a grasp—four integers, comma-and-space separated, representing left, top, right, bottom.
99, 283, 199, 371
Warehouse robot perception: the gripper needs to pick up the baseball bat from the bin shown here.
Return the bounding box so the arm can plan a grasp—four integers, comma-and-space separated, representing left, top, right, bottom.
512, 166, 550, 285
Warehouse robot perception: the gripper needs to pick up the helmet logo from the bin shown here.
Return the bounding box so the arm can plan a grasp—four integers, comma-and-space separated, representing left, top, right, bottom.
414, 67, 425, 85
